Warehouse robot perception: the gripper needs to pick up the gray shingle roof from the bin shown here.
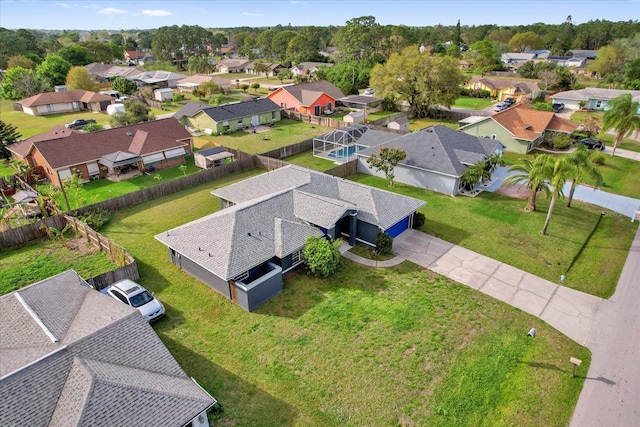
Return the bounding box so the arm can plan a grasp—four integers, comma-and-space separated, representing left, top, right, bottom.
0, 270, 215, 427
357, 125, 504, 177
277, 81, 345, 105
156, 165, 424, 280
173, 101, 212, 120
553, 88, 640, 103
200, 98, 280, 122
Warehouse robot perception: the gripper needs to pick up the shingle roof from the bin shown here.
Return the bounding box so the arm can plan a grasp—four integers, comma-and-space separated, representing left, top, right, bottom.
156, 165, 423, 279
0, 270, 215, 426
25, 118, 191, 169
200, 98, 281, 122
491, 104, 578, 140
466, 77, 540, 93
129, 70, 186, 84
176, 74, 232, 86
18, 90, 113, 107
8, 126, 78, 158
173, 101, 213, 120
553, 88, 640, 103
357, 126, 503, 177
275, 81, 345, 105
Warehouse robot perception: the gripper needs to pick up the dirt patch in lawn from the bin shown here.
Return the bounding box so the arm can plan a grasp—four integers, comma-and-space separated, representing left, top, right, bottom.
494, 183, 529, 199
63, 237, 100, 255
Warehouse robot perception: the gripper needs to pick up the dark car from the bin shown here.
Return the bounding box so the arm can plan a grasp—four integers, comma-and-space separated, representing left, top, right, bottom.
578, 137, 605, 150
552, 102, 565, 113
65, 118, 97, 130
504, 97, 516, 105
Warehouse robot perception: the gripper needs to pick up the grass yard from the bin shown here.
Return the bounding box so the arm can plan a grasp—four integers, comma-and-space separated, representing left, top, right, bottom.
454, 96, 494, 110
0, 99, 111, 139
197, 119, 332, 154
409, 117, 459, 132
0, 234, 118, 295
349, 173, 637, 298
570, 110, 640, 153
93, 168, 590, 427
283, 151, 337, 171
38, 158, 200, 210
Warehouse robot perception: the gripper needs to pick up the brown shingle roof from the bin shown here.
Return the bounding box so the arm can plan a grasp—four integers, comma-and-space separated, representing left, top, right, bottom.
19, 90, 113, 107
492, 105, 578, 141
29, 118, 191, 169
8, 126, 79, 158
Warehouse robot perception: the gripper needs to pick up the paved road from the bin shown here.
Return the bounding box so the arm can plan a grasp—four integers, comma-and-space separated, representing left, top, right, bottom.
570, 226, 640, 426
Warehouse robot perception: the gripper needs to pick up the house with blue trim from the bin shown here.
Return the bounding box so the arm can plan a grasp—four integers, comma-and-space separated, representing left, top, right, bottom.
155, 165, 424, 311
552, 88, 640, 112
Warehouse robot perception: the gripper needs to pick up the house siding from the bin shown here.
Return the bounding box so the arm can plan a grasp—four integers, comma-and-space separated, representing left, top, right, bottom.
460, 120, 529, 154
187, 110, 280, 134
168, 249, 232, 299
356, 220, 380, 247
235, 261, 283, 311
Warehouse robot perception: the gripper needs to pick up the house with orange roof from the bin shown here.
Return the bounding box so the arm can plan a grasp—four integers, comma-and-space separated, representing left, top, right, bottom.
458, 104, 579, 154
16, 90, 114, 116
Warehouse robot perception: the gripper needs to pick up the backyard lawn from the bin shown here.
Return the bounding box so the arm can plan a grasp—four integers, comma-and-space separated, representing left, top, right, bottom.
196, 119, 332, 154
87, 168, 591, 427
349, 173, 637, 298
409, 117, 459, 131
454, 96, 494, 110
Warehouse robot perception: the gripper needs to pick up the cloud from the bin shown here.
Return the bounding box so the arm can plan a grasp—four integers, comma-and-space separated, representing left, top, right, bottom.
142, 9, 172, 17
99, 7, 126, 15
56, 2, 71, 7
241, 12, 261, 16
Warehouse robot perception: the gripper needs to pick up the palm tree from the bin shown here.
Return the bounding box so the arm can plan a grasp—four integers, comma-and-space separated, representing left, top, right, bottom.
188, 55, 212, 74
487, 152, 504, 174
602, 93, 640, 156
565, 145, 603, 207
503, 155, 552, 212
541, 156, 571, 235
460, 162, 484, 191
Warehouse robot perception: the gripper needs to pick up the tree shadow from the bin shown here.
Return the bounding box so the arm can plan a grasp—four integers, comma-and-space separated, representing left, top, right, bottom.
420, 220, 471, 246
159, 335, 300, 426
576, 375, 616, 386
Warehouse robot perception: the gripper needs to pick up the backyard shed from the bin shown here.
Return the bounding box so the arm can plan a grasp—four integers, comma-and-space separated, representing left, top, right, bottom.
154, 88, 174, 102
194, 147, 235, 169
343, 111, 365, 125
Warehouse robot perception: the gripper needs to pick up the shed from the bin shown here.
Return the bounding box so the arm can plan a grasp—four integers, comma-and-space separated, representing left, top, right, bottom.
107, 103, 126, 116
343, 111, 365, 125
194, 147, 235, 169
154, 88, 174, 102
387, 117, 410, 132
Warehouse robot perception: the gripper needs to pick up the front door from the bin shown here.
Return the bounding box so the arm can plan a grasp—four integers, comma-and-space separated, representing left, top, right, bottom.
314, 105, 321, 116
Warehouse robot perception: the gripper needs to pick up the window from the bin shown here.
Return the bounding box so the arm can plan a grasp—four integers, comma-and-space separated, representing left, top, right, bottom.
291, 249, 302, 265
110, 289, 128, 304
595, 100, 603, 108
271, 111, 277, 120
491, 134, 496, 140
280, 102, 286, 109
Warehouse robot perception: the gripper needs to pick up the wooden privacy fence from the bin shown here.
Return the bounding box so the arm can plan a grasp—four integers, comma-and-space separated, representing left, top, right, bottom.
324, 160, 358, 178
259, 138, 314, 159
0, 215, 67, 248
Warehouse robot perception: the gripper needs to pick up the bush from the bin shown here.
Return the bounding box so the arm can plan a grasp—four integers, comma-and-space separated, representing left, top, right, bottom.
375, 232, 393, 255
531, 101, 553, 111
591, 154, 606, 165
173, 93, 184, 102
77, 207, 111, 231
302, 236, 341, 278
413, 212, 425, 229
552, 134, 572, 150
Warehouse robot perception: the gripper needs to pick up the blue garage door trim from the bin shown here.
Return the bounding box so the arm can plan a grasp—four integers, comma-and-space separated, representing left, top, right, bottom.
385, 215, 411, 238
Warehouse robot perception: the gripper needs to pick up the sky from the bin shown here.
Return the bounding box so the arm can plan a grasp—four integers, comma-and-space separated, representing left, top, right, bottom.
1, 0, 639, 31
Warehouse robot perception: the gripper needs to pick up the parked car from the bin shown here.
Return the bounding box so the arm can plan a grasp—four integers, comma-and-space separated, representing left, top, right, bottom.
552, 102, 565, 113
494, 103, 508, 112
65, 118, 96, 130
363, 88, 375, 95
101, 279, 165, 322
578, 137, 605, 150
503, 97, 516, 105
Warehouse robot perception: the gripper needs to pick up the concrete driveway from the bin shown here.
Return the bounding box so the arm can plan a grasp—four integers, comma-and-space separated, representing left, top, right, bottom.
393, 229, 601, 345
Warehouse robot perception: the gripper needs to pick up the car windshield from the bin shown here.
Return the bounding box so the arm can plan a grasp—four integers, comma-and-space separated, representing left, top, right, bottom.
129, 291, 154, 307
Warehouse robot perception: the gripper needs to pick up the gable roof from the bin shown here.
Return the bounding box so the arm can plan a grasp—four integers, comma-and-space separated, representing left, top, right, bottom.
129, 70, 186, 84
467, 77, 540, 93
157, 166, 424, 279
216, 58, 252, 68
23, 118, 191, 169
173, 101, 213, 120
18, 90, 113, 107
176, 74, 232, 87
8, 126, 79, 158
0, 270, 215, 426
553, 88, 640, 103
292, 62, 332, 71
271, 81, 345, 106
488, 104, 579, 140
199, 98, 281, 122
357, 125, 504, 177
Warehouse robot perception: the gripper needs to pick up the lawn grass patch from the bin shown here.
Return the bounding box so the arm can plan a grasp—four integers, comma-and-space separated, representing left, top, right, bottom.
348, 173, 637, 297
348, 243, 395, 261
454, 96, 494, 110
283, 151, 336, 171
0, 234, 118, 295
409, 117, 459, 131
570, 110, 640, 152
198, 119, 331, 154
94, 178, 590, 426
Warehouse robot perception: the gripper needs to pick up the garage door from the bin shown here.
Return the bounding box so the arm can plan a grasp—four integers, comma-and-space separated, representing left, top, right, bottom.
385, 215, 411, 238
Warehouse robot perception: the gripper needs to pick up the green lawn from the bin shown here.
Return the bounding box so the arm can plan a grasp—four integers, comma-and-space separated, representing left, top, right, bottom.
409, 117, 459, 132
350, 173, 637, 298
85, 168, 590, 427
283, 151, 337, 171
454, 96, 494, 110
198, 119, 332, 154
0, 99, 111, 139
570, 110, 640, 152
0, 234, 118, 295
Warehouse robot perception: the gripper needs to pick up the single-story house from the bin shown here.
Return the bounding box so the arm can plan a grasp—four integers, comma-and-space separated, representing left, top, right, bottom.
124, 50, 146, 64
176, 74, 232, 93
245, 62, 286, 77
128, 70, 187, 88
175, 98, 281, 135
155, 88, 174, 101
155, 165, 424, 311
465, 77, 541, 102
349, 125, 505, 196
387, 117, 410, 132
0, 270, 217, 427
501, 52, 539, 70
552, 88, 640, 112
290, 62, 333, 77
8, 118, 192, 187
194, 146, 234, 169
267, 80, 344, 116
16, 90, 114, 116
216, 58, 252, 73
459, 104, 579, 154
546, 56, 588, 68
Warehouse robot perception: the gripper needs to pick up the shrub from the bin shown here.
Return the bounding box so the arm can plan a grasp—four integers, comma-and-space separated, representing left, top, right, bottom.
591, 154, 606, 165
552, 134, 572, 150
531, 101, 553, 111
302, 236, 341, 278
413, 212, 425, 229
375, 232, 393, 255
173, 93, 185, 102
77, 207, 111, 231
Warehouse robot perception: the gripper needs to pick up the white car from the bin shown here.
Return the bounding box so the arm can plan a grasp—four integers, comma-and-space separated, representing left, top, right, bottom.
102, 279, 165, 322
363, 88, 375, 96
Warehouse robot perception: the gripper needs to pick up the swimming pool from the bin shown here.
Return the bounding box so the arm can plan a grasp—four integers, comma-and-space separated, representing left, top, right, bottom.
326, 144, 367, 159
